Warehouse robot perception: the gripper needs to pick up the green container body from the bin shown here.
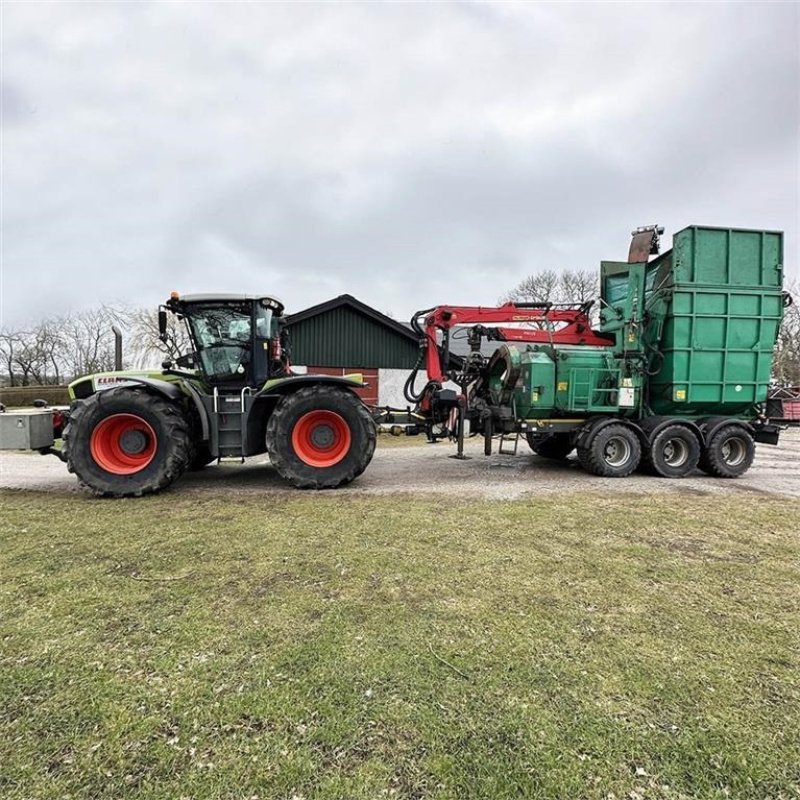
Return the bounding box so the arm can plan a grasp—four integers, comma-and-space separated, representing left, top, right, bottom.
490, 345, 632, 421
521, 347, 622, 419
646, 227, 784, 416
489, 226, 785, 423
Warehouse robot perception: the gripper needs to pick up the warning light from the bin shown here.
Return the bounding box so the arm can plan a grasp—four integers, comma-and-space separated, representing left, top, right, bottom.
170, 291, 180, 300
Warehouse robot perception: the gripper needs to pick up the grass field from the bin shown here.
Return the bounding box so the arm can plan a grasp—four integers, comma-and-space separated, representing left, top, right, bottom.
1, 489, 798, 800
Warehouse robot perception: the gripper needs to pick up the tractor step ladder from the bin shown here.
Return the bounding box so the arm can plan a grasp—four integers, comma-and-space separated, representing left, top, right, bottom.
213, 387, 249, 463
498, 431, 520, 455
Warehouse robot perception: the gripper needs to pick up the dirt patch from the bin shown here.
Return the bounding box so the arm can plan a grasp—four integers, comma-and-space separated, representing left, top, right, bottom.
2, 429, 799, 500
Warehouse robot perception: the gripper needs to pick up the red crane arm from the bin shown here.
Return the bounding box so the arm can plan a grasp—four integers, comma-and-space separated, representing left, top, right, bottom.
421, 302, 611, 383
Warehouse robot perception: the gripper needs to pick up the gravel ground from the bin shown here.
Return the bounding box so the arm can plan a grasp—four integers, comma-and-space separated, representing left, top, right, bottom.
2, 428, 799, 500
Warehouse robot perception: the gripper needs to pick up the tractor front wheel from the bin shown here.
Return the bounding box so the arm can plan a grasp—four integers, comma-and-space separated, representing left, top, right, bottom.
266, 385, 376, 489
63, 387, 191, 497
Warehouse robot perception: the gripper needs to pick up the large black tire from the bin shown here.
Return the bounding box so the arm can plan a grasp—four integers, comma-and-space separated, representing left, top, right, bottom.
63, 387, 191, 497
265, 385, 376, 489
525, 432, 574, 460
188, 444, 216, 471
577, 423, 641, 477
699, 425, 755, 478
644, 424, 701, 478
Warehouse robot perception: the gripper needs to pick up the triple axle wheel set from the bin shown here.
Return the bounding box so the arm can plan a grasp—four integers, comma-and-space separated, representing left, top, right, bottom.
527, 418, 755, 480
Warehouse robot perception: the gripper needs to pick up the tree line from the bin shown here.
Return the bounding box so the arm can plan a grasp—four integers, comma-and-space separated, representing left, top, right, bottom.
2, 274, 799, 386
0, 306, 187, 387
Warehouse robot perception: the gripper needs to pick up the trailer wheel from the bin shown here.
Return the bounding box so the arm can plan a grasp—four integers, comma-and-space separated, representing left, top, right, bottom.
699, 425, 755, 478
645, 424, 701, 478
577, 423, 641, 477
526, 432, 574, 460
266, 385, 376, 489
63, 387, 191, 497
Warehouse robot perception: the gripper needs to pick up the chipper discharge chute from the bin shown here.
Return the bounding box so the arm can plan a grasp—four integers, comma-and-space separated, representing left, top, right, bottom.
401, 224, 788, 478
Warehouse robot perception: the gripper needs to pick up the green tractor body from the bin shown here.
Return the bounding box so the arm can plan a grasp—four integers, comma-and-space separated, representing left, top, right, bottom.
62, 294, 376, 496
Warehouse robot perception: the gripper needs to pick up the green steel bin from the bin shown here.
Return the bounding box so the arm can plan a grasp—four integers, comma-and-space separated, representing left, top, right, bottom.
646, 227, 784, 416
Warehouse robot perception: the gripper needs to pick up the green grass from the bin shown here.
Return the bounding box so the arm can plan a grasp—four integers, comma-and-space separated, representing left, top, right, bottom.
1, 489, 798, 800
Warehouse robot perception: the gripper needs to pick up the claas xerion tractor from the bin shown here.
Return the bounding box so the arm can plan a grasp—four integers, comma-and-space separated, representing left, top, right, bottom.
56, 293, 376, 496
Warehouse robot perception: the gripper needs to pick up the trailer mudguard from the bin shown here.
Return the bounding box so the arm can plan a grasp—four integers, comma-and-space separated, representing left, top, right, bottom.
696, 416, 753, 445
575, 416, 646, 450
637, 415, 703, 445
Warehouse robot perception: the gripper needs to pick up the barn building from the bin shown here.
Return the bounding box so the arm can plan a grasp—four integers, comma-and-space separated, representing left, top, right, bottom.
284, 295, 422, 408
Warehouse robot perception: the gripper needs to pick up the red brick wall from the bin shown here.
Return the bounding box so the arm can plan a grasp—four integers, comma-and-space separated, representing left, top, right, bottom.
306, 366, 378, 406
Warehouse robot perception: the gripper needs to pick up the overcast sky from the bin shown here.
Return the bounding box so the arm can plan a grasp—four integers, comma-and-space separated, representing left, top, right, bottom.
2, 1, 798, 328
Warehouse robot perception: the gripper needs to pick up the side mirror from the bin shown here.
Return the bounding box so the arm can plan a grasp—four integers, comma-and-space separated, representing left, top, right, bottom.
158, 309, 168, 342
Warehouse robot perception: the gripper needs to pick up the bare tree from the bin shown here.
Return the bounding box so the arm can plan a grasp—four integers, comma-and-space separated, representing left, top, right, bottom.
0, 328, 24, 386
502, 270, 560, 304
502, 269, 599, 306
560, 270, 599, 304
59, 307, 126, 378
12, 330, 42, 386
23, 319, 66, 385
773, 280, 800, 385
123, 306, 191, 368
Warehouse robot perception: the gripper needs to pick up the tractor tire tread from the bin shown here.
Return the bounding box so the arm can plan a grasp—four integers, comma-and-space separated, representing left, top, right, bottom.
63, 387, 191, 497
265, 385, 376, 489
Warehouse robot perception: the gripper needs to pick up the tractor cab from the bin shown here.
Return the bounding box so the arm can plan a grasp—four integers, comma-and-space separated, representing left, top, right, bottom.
161, 293, 288, 388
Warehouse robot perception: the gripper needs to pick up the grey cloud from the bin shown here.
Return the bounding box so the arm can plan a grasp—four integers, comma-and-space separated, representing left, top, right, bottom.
2, 2, 797, 328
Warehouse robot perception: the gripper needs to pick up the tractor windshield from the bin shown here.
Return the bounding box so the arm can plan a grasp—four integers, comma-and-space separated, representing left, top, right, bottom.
184, 303, 266, 382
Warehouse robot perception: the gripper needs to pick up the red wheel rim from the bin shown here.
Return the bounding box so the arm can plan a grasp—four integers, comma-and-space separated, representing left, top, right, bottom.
90, 413, 157, 475
291, 410, 351, 468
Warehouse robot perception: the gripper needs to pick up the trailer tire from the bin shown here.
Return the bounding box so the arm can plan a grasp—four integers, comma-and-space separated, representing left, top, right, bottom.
645, 424, 701, 478
699, 425, 755, 478
266, 385, 376, 489
526, 432, 574, 460
577, 423, 641, 477
63, 387, 191, 497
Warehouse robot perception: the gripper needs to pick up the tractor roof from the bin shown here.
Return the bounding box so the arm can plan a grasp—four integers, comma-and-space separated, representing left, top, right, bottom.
177, 293, 284, 308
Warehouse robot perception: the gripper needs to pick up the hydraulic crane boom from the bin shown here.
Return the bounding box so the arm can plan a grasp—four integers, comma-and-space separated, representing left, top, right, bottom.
416, 301, 612, 384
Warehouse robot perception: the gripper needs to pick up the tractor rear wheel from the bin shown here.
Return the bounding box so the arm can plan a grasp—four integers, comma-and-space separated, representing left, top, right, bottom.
266, 385, 376, 489
577, 423, 641, 477
63, 387, 191, 497
525, 432, 574, 460
699, 425, 755, 478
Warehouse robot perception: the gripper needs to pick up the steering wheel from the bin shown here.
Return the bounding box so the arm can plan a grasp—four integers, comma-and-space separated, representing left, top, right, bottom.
199, 342, 251, 376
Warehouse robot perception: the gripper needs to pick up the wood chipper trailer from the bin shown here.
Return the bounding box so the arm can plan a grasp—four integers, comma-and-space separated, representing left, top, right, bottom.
0, 294, 376, 496
399, 225, 789, 478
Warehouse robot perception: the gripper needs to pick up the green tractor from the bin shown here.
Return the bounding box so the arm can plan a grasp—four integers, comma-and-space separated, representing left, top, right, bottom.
62, 293, 376, 496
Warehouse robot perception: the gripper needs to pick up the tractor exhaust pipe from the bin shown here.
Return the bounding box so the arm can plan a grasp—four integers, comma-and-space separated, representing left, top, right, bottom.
112, 325, 123, 370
